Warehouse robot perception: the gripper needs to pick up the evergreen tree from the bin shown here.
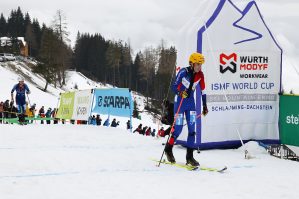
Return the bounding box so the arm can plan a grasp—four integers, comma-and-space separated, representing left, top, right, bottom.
105, 41, 122, 86
0, 14, 7, 37
7, 7, 25, 37
24, 12, 31, 35
31, 19, 42, 57
34, 28, 59, 91
132, 52, 142, 92
120, 42, 133, 88
25, 23, 38, 57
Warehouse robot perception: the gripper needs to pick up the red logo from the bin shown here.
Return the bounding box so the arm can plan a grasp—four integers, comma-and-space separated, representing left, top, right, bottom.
220, 53, 237, 73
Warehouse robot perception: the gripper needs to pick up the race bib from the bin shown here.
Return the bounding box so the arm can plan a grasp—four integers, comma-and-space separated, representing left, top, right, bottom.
175, 113, 184, 125
182, 77, 190, 88
190, 111, 196, 123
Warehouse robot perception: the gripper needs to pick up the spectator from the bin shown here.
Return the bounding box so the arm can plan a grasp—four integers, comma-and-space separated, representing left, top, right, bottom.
29, 103, 36, 117
39, 106, 45, 124
91, 115, 96, 125
111, 118, 119, 127
141, 126, 148, 135
133, 124, 142, 133
3, 100, 10, 119
45, 108, 52, 124
158, 127, 165, 137
0, 101, 3, 123
88, 115, 93, 124
151, 129, 156, 137
103, 118, 110, 126
81, 120, 87, 125
96, 114, 102, 126
145, 127, 152, 136
161, 100, 174, 125
126, 120, 131, 130
27, 103, 36, 123
9, 101, 17, 118
51, 108, 58, 124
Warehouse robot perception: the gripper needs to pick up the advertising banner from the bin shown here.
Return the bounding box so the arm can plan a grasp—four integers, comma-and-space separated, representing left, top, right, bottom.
280, 95, 299, 147
176, 0, 281, 148
72, 90, 93, 120
56, 92, 75, 119
92, 88, 133, 117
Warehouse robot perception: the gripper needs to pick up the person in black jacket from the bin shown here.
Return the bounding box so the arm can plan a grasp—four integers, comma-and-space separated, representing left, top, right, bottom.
0, 101, 3, 123
110, 118, 119, 127
96, 114, 102, 126
126, 120, 131, 130
3, 100, 10, 119
141, 126, 148, 135
161, 100, 174, 125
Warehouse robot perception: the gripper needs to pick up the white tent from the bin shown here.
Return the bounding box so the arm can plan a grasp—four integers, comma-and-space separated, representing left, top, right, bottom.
176, 0, 282, 149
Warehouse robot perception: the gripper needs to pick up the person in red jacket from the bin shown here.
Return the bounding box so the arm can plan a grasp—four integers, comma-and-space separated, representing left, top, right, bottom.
158, 127, 165, 137
133, 124, 142, 133
145, 127, 152, 136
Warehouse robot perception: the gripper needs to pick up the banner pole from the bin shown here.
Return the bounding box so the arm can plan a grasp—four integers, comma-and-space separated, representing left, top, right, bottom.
129, 89, 133, 133
89, 89, 95, 124
54, 93, 60, 124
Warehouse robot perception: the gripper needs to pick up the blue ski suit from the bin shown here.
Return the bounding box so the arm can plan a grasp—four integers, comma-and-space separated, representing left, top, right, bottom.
11, 83, 30, 114
169, 66, 206, 148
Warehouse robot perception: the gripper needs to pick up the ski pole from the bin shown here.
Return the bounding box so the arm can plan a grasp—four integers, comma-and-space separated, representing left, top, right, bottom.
157, 97, 184, 167
26, 93, 31, 107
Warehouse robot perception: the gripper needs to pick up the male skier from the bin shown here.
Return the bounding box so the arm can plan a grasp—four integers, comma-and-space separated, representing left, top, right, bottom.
11, 77, 30, 124
165, 52, 208, 166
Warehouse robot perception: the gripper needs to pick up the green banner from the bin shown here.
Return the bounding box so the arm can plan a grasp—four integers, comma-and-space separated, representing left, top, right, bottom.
280, 95, 299, 147
56, 92, 75, 119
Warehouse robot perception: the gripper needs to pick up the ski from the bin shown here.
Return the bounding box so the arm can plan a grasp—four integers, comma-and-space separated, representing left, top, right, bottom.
153, 159, 198, 171
152, 159, 227, 173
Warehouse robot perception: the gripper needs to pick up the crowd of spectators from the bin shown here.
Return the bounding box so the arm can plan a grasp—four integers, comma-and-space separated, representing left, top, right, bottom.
133, 123, 160, 137
1, 99, 172, 140
0, 99, 58, 124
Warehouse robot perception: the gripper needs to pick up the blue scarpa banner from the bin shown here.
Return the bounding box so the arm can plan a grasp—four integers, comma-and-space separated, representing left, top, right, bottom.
92, 88, 133, 117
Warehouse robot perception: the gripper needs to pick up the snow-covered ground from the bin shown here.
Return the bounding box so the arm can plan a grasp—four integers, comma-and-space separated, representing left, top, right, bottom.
0, 60, 62, 109
64, 70, 108, 91
0, 124, 298, 199
0, 7, 298, 196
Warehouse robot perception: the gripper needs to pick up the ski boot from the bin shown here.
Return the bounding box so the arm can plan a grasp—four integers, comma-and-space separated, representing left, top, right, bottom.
186, 147, 200, 166
18, 114, 25, 125
165, 143, 176, 163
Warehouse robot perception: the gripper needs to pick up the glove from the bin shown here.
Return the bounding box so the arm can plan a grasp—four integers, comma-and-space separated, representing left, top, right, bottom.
202, 105, 208, 116
26, 91, 31, 94
179, 90, 188, 98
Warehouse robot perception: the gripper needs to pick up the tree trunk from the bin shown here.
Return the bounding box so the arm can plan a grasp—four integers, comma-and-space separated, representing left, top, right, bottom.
44, 81, 49, 92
